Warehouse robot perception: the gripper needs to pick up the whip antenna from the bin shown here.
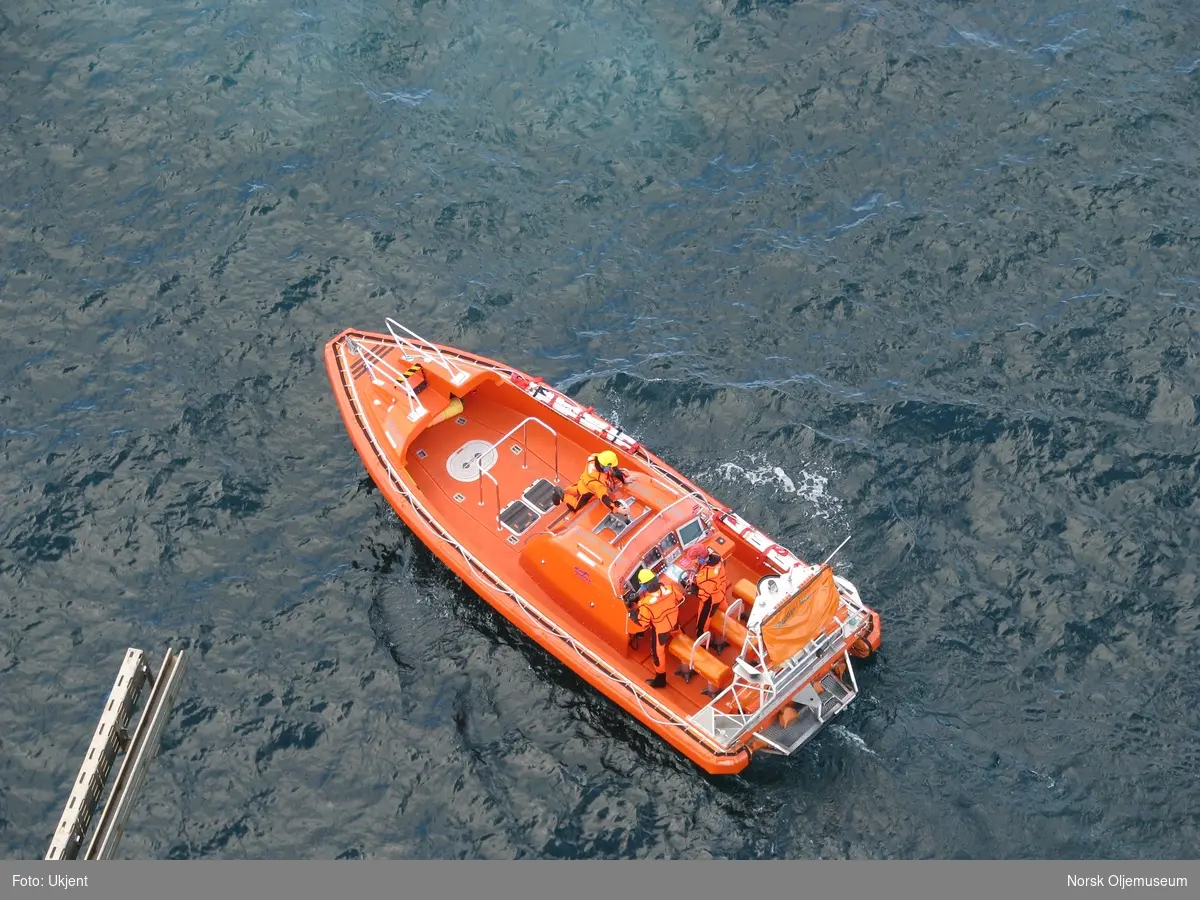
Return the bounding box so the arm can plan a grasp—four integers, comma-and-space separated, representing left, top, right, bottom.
822, 535, 852, 566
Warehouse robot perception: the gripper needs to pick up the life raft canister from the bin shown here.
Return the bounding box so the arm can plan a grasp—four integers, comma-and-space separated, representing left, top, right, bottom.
401, 362, 428, 394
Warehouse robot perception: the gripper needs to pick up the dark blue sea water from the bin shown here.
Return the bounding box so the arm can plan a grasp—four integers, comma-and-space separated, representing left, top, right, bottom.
2, 0, 1198, 859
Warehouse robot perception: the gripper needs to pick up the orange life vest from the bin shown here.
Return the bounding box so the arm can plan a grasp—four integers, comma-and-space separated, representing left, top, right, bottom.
694, 560, 728, 605
568, 454, 617, 505
637, 583, 681, 634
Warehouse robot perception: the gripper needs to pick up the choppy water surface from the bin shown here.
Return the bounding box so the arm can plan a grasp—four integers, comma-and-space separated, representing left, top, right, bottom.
2, 0, 1198, 859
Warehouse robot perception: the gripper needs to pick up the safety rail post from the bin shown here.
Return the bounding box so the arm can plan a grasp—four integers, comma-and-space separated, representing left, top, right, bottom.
473, 416, 559, 482
385, 318, 471, 387
714, 597, 743, 653
396, 373, 428, 422
675, 632, 711, 683
350, 337, 427, 422
476, 467, 500, 510
469, 416, 561, 529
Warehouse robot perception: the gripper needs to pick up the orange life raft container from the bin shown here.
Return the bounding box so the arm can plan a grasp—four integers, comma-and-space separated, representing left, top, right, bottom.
325, 319, 881, 775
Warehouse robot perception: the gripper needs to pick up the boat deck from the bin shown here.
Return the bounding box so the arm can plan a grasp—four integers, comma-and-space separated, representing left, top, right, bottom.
400, 388, 754, 712
407, 402, 563, 548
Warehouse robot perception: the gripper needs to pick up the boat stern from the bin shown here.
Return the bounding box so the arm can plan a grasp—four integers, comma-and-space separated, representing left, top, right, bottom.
750, 653, 861, 756
685, 565, 879, 762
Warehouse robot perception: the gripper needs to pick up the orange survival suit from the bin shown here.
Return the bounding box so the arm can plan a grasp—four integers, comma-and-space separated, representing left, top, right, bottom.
631, 572, 681, 687
562, 452, 627, 512
693, 549, 729, 639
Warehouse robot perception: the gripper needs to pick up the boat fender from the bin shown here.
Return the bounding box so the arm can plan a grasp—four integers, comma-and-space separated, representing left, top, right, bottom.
859, 611, 876, 639
778, 706, 800, 729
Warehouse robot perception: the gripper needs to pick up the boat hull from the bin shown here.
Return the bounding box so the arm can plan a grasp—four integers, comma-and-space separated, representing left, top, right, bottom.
324, 325, 880, 775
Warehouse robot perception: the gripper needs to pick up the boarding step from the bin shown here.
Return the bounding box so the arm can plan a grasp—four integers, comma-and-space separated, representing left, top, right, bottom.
499, 501, 540, 534
819, 671, 852, 704
755, 669, 857, 755
756, 705, 827, 755
800, 668, 857, 721
522, 478, 562, 513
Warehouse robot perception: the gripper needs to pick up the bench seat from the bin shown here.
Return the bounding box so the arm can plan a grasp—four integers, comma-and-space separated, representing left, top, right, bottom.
667, 633, 733, 693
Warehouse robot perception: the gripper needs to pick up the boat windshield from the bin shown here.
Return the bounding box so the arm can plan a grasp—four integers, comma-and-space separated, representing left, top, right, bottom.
607, 490, 718, 594
614, 509, 714, 596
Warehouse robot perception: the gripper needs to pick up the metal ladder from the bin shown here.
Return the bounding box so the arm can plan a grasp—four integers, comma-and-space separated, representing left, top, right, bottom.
45, 646, 187, 860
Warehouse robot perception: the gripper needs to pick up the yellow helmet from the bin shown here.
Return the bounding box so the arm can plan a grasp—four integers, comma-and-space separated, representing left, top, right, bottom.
597, 450, 618, 468
637, 567, 655, 585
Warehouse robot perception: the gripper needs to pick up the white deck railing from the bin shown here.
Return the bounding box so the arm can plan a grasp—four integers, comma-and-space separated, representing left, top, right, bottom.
470, 416, 561, 529
384, 317, 472, 387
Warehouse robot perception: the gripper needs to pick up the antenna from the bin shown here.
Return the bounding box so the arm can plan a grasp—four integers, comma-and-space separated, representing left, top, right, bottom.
822, 535, 852, 566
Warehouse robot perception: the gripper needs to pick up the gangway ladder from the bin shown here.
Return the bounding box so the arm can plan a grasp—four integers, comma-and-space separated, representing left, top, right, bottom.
45, 646, 187, 860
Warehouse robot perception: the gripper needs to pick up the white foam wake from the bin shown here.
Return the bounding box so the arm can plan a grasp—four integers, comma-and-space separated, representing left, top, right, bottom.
700, 452, 843, 520
830, 724, 878, 756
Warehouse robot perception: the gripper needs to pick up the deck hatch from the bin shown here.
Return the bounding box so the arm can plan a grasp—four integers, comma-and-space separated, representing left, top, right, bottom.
446, 439, 498, 483
522, 478, 562, 513
499, 500, 540, 535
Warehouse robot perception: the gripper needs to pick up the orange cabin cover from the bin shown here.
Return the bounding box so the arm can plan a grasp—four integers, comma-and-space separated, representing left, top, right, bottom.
760, 566, 841, 666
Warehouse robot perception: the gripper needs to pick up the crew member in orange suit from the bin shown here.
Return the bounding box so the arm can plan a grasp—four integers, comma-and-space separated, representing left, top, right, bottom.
693, 547, 730, 639
562, 449, 628, 512
631, 567, 681, 688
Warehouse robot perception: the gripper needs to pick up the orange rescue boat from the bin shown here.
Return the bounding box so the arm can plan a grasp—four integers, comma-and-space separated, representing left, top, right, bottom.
325, 319, 882, 775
